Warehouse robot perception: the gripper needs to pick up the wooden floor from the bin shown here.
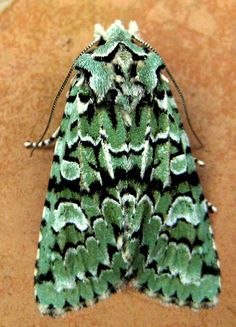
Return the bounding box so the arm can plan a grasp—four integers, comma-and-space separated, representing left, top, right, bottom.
0, 1, 235, 326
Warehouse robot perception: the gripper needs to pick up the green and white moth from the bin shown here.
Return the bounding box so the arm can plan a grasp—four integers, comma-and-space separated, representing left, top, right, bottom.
25, 20, 221, 317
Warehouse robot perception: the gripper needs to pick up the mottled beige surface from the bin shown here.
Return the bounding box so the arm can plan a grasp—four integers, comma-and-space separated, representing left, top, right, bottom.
0, 1, 235, 326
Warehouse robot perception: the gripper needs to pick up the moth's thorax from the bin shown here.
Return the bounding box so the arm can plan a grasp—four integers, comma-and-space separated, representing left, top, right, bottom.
75, 30, 164, 107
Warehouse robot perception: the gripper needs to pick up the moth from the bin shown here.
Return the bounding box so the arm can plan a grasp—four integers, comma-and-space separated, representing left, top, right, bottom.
25, 20, 221, 316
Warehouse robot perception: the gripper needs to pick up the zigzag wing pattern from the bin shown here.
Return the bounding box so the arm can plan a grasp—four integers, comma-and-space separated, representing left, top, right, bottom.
34, 22, 220, 316
132, 78, 221, 308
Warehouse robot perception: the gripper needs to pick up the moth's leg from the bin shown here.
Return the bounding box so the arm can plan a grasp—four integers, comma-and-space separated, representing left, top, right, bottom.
194, 157, 205, 167
193, 160, 217, 212
206, 200, 218, 213
24, 126, 60, 149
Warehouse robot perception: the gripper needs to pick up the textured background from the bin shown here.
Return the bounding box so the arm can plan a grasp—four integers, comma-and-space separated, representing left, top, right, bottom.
0, 1, 235, 326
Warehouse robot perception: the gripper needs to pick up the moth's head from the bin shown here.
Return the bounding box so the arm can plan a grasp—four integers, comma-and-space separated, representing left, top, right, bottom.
94, 20, 140, 42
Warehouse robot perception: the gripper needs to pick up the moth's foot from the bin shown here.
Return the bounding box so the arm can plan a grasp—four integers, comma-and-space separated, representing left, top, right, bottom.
206, 200, 218, 213
194, 158, 205, 167
24, 127, 60, 149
